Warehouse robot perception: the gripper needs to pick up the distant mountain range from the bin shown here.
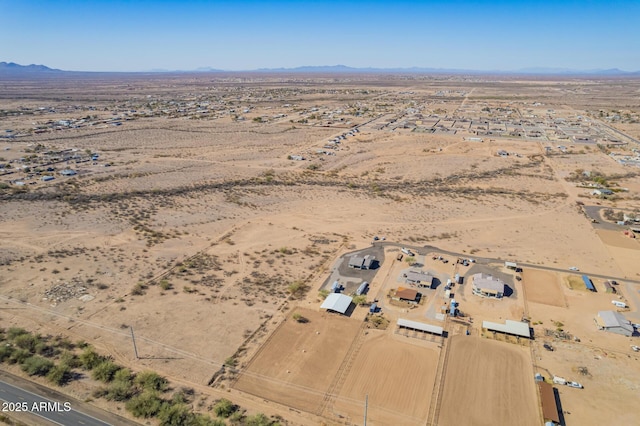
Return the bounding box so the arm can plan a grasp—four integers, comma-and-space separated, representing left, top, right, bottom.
2, 61, 639, 76
0, 61, 63, 74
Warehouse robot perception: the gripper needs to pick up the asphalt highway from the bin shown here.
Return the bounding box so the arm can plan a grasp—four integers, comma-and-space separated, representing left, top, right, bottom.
0, 379, 112, 426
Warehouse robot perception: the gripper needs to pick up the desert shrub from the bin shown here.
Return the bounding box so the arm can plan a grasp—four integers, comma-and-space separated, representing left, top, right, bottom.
0, 345, 15, 362
245, 413, 276, 426
59, 351, 81, 368
92, 360, 121, 382
8, 348, 31, 365
352, 295, 367, 305
7, 327, 29, 340
21, 355, 54, 376
80, 347, 107, 370
135, 370, 168, 392
212, 398, 236, 418
13, 333, 41, 353
105, 380, 136, 402
125, 391, 163, 418
47, 363, 72, 386
157, 402, 193, 426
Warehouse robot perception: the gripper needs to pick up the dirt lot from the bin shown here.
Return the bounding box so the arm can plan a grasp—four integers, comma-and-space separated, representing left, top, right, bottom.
1, 75, 640, 424
437, 336, 539, 426
233, 308, 363, 413
523, 268, 566, 307
331, 331, 439, 425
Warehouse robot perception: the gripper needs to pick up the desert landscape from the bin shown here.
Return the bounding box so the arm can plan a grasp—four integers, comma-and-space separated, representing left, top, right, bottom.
1, 72, 640, 425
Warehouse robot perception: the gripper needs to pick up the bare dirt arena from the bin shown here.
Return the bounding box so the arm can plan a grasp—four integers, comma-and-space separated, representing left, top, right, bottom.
331, 331, 439, 425
233, 308, 362, 414
437, 336, 539, 426
523, 268, 566, 307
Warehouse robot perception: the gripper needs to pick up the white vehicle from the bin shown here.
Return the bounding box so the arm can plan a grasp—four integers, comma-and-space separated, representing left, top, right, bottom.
631, 345, 640, 352
567, 381, 583, 389
611, 300, 628, 308
552, 376, 567, 385
568, 266, 579, 271
401, 247, 414, 256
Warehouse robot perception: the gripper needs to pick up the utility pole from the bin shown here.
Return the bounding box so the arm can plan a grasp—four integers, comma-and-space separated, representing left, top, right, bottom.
130, 326, 139, 359
364, 394, 368, 426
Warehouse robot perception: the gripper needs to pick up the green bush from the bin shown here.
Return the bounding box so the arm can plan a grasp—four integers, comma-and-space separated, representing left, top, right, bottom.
212, 398, 236, 418
7, 327, 29, 340
135, 371, 168, 392
125, 391, 163, 418
92, 360, 121, 382
47, 363, 72, 386
245, 413, 275, 426
8, 348, 31, 365
0, 345, 14, 362
105, 380, 135, 402
80, 347, 106, 370
158, 402, 193, 426
21, 355, 54, 376
13, 333, 41, 353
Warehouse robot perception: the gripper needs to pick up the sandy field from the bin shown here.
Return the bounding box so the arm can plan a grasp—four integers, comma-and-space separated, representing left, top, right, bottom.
1, 75, 640, 424
233, 308, 363, 413
331, 331, 439, 425
523, 268, 566, 307
437, 336, 540, 426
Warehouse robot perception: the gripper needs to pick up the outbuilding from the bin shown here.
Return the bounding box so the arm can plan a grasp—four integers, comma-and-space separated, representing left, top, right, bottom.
320, 293, 353, 315
403, 270, 435, 288
393, 287, 421, 304
472, 273, 505, 299
348, 254, 375, 270
538, 381, 560, 424
482, 319, 531, 339
594, 310, 633, 337
397, 318, 443, 336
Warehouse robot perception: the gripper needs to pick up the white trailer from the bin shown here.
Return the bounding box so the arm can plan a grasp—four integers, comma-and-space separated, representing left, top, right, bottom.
553, 376, 567, 385
612, 300, 627, 308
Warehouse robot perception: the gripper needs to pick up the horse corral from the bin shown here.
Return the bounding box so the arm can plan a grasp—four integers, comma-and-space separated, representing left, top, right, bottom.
332, 332, 439, 425
233, 308, 362, 413
437, 336, 540, 426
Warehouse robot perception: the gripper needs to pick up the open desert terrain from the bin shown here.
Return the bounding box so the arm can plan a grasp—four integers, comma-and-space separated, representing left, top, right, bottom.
1, 73, 640, 425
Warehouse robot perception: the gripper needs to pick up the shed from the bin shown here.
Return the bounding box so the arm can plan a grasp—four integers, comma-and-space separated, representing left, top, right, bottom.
397, 318, 443, 336
348, 254, 375, 270
594, 310, 633, 336
582, 275, 596, 292
603, 281, 615, 294
538, 381, 560, 424
482, 319, 531, 338
320, 293, 353, 315
505, 261, 518, 270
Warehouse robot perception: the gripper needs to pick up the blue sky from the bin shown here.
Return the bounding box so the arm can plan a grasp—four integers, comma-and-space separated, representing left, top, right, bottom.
1, 0, 639, 72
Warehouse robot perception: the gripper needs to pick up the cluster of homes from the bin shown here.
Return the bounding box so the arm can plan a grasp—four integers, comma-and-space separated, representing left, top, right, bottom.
1, 146, 101, 186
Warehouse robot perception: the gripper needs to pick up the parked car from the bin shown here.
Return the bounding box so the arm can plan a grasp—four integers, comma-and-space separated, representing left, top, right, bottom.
567, 381, 583, 389
568, 266, 579, 271
543, 343, 554, 351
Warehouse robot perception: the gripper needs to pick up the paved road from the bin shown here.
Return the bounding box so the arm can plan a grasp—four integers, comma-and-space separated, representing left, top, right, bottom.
372, 241, 640, 285
0, 379, 112, 425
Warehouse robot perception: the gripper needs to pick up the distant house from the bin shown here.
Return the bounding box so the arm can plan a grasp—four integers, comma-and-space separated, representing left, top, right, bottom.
348, 254, 375, 270
594, 311, 633, 337
393, 287, 421, 304
472, 273, 505, 299
59, 169, 77, 176
403, 270, 435, 289
592, 188, 613, 196
40, 175, 55, 182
